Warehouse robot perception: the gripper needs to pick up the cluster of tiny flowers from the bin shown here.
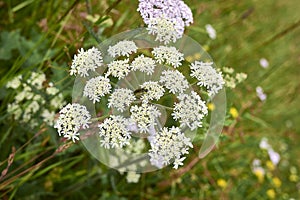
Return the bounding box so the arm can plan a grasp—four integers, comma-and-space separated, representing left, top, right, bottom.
83, 76, 111, 103
159, 70, 189, 94
190, 61, 225, 96
148, 126, 193, 169
7, 72, 65, 128
138, 0, 193, 39
172, 91, 208, 130
108, 40, 138, 57
70, 47, 103, 77
152, 46, 184, 68
54, 103, 91, 142
222, 67, 247, 89
140, 81, 165, 102
108, 88, 136, 112
147, 15, 181, 44
130, 103, 161, 133
131, 55, 156, 75
106, 59, 131, 79
98, 115, 132, 149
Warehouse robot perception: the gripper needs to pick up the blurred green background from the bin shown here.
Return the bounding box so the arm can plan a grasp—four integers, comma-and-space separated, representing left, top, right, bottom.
0, 0, 299, 199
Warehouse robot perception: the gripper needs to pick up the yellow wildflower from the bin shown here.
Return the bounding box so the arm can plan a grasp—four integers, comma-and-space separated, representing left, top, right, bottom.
229, 107, 238, 119
266, 189, 275, 199
217, 179, 227, 189
266, 161, 275, 171
207, 103, 215, 111
253, 169, 264, 183
272, 177, 281, 188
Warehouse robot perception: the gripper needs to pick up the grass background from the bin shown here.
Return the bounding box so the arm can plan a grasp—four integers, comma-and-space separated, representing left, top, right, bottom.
0, 0, 299, 199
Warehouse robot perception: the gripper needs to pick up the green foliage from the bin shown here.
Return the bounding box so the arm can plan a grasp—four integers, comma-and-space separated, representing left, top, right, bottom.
0, 0, 299, 199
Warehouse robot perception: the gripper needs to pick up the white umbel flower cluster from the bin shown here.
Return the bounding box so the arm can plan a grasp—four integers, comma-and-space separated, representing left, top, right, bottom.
159, 70, 189, 94
54, 103, 91, 142
98, 115, 132, 149
83, 76, 111, 103
108, 88, 136, 112
107, 59, 131, 79
130, 103, 161, 133
147, 16, 181, 44
148, 126, 193, 169
140, 81, 165, 102
190, 61, 224, 96
131, 55, 156, 75
152, 46, 184, 68
70, 47, 103, 77
108, 40, 138, 57
172, 91, 208, 130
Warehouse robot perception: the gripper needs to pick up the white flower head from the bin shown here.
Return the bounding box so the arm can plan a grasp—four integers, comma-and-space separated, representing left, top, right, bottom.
259, 58, 269, 68
256, 86, 267, 101
140, 81, 165, 102
147, 15, 181, 44
130, 103, 161, 133
70, 47, 103, 77
54, 103, 91, 142
83, 76, 111, 103
259, 137, 271, 150
148, 126, 193, 169
205, 24, 217, 40
107, 59, 131, 79
159, 70, 189, 94
131, 55, 156, 75
268, 149, 280, 166
126, 171, 141, 183
108, 40, 138, 57
6, 75, 22, 89
27, 72, 46, 89
98, 115, 132, 149
152, 46, 184, 68
138, 0, 193, 39
172, 91, 208, 130
190, 61, 224, 96
108, 88, 136, 112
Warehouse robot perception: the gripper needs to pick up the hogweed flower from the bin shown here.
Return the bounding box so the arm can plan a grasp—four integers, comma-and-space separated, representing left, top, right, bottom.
159, 70, 189, 94
70, 47, 103, 77
130, 103, 161, 133
107, 59, 131, 79
131, 55, 156, 75
98, 115, 132, 149
190, 61, 224, 96
152, 46, 184, 68
147, 15, 181, 44
108, 88, 136, 112
83, 76, 112, 103
172, 91, 208, 130
54, 103, 91, 142
138, 0, 193, 39
148, 126, 193, 169
140, 81, 165, 102
108, 40, 138, 57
